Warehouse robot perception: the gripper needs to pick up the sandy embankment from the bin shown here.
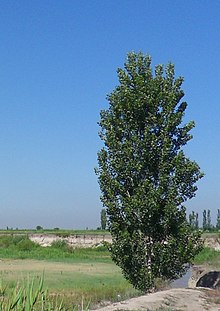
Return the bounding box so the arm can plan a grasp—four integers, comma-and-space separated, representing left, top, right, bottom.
29, 233, 112, 247
93, 288, 220, 311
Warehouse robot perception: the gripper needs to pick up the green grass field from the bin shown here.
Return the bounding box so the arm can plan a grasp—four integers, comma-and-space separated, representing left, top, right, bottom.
0, 235, 139, 309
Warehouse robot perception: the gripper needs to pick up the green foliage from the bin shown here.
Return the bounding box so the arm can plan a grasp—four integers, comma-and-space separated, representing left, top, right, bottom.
203, 209, 212, 231
51, 239, 69, 251
96, 52, 204, 292
0, 235, 35, 249
216, 209, 220, 230
17, 238, 38, 252
36, 225, 43, 231
0, 235, 13, 248
100, 208, 107, 230
207, 209, 212, 230
189, 211, 199, 230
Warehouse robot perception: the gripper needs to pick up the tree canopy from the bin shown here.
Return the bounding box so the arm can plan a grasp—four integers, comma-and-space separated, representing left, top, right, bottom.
96, 52, 204, 292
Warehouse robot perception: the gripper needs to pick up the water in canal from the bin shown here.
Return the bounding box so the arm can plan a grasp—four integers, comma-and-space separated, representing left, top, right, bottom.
171, 267, 192, 288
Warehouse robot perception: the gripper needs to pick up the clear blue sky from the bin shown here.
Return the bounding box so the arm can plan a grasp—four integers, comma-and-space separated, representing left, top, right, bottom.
0, 0, 219, 229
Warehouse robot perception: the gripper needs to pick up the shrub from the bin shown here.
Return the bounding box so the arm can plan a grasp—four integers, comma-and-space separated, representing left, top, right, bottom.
36, 225, 43, 230
17, 238, 38, 251
0, 235, 13, 248
12, 235, 28, 245
51, 239, 69, 250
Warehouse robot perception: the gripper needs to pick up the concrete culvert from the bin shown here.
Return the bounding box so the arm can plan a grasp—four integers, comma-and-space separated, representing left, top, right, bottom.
196, 271, 220, 289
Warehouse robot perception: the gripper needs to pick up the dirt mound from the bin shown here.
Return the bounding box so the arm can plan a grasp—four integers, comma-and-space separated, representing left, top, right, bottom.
93, 288, 220, 311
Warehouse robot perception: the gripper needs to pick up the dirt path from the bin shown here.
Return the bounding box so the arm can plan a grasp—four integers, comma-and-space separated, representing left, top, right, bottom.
93, 288, 220, 311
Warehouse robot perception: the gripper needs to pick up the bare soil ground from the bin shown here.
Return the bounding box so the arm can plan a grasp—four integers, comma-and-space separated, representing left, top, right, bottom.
93, 288, 220, 311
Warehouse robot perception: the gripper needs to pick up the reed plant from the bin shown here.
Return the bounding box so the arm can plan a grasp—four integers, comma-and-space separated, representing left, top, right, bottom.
0, 276, 69, 311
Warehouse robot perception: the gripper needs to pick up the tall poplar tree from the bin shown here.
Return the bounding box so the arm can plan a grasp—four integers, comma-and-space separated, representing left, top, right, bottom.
207, 209, 212, 230
203, 209, 207, 230
189, 211, 199, 230
216, 209, 220, 230
100, 208, 107, 230
96, 52, 203, 292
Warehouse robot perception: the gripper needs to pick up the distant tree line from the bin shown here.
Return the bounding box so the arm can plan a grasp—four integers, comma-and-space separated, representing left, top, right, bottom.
100, 207, 220, 232
99, 208, 220, 232
189, 209, 220, 231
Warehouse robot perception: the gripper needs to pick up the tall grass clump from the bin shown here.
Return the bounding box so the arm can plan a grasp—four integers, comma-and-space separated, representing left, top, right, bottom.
0, 276, 69, 311
0, 276, 136, 311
